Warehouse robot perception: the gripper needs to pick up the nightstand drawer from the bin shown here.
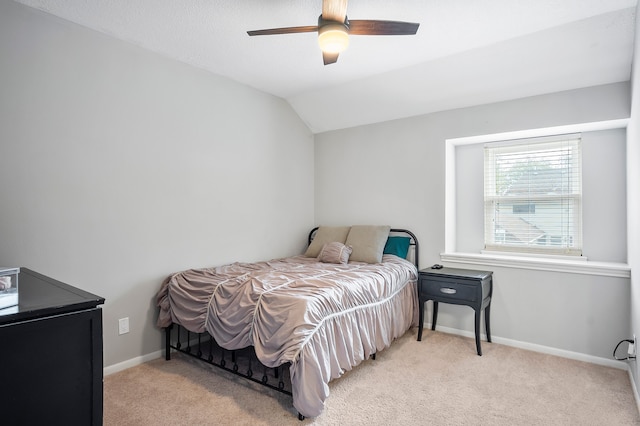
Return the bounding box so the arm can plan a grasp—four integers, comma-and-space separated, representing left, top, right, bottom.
422, 278, 478, 302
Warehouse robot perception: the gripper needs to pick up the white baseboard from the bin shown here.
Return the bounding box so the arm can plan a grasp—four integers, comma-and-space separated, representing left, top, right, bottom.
103, 349, 164, 376
627, 362, 640, 414
427, 324, 628, 370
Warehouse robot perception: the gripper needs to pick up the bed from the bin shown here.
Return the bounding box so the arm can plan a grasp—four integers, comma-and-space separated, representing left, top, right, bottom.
156, 225, 419, 419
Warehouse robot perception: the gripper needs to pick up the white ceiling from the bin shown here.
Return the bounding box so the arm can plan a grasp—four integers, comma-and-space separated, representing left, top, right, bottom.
14, 0, 638, 133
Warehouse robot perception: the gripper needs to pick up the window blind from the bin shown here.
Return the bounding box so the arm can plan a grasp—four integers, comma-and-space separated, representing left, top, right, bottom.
483, 135, 582, 256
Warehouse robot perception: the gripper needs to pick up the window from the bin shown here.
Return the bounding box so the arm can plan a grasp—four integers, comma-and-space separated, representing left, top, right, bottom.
483, 135, 582, 256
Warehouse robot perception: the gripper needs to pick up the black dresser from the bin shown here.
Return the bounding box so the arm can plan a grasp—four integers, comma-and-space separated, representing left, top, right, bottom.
0, 268, 105, 425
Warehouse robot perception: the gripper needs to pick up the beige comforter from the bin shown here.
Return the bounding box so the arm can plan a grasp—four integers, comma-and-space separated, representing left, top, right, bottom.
156, 254, 418, 417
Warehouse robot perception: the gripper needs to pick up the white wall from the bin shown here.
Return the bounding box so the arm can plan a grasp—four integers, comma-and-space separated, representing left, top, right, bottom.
315, 82, 631, 360
627, 1, 640, 393
0, 1, 314, 368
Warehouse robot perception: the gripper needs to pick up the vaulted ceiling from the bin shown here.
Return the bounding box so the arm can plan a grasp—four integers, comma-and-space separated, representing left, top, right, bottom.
14, 0, 638, 133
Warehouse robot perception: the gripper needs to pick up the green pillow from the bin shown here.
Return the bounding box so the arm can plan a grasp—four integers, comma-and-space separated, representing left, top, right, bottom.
383, 236, 411, 259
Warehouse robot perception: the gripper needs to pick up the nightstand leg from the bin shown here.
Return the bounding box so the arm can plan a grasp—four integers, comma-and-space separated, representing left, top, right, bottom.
431, 301, 439, 330
475, 309, 482, 356
485, 304, 492, 343
417, 299, 425, 341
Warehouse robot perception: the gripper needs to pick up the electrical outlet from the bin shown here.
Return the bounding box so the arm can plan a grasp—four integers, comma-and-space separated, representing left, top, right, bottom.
118, 317, 130, 335
629, 334, 636, 356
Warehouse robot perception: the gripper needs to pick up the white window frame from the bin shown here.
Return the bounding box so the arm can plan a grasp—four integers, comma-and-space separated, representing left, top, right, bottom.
483, 135, 583, 256
442, 119, 630, 278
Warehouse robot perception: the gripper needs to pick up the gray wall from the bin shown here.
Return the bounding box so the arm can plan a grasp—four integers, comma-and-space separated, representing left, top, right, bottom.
315, 82, 631, 360
0, 1, 315, 368
627, 1, 640, 394
0, 0, 635, 372
455, 128, 627, 263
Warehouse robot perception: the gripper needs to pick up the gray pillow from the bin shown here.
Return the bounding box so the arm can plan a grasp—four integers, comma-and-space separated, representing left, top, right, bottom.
304, 226, 351, 257
345, 225, 391, 263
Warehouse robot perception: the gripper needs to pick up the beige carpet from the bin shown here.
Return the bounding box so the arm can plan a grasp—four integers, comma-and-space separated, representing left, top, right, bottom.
104, 329, 640, 425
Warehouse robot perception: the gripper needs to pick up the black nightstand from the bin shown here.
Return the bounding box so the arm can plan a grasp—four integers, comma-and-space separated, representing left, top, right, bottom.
417, 267, 493, 355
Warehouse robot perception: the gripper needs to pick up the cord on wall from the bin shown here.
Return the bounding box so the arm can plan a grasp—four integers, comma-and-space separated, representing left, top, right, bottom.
613, 339, 636, 361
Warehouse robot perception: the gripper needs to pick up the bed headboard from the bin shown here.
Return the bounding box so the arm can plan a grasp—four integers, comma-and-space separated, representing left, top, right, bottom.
308, 227, 419, 269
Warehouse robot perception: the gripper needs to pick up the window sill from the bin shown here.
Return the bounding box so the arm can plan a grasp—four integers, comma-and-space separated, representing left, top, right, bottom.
440, 252, 630, 278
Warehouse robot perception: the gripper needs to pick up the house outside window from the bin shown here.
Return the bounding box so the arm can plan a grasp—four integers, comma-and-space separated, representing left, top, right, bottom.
483, 135, 582, 256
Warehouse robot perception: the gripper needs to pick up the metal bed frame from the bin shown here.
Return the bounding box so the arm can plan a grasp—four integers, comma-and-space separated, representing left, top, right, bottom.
163, 227, 419, 420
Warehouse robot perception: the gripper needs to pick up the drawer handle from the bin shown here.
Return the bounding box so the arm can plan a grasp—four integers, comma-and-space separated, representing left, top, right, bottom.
440, 288, 457, 295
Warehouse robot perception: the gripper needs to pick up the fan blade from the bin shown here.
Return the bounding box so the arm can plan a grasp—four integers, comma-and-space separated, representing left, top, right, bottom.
348, 20, 419, 36
323, 52, 339, 65
322, 0, 348, 22
247, 26, 318, 36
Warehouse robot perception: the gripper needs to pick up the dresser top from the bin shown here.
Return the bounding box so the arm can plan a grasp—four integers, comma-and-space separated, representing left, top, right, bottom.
0, 268, 104, 325
419, 267, 492, 280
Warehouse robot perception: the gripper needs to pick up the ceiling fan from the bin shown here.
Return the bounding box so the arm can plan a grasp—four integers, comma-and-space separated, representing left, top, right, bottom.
247, 0, 420, 65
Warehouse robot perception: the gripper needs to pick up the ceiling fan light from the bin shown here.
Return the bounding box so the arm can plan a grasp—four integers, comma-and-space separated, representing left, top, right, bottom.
318, 24, 349, 54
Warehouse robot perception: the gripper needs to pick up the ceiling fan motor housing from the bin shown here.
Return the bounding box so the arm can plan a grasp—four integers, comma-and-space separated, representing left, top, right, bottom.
317, 15, 350, 53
